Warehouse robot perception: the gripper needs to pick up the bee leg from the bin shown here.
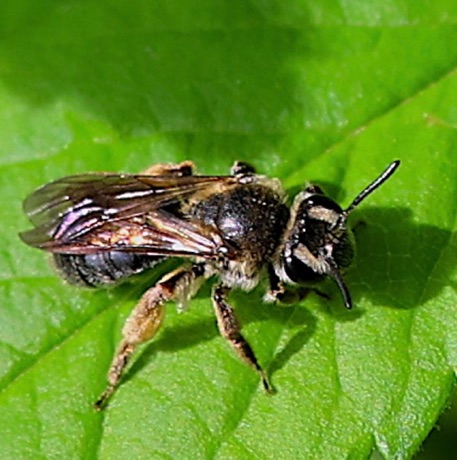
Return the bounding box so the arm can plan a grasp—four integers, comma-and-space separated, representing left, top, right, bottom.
265, 264, 329, 304
94, 263, 206, 410
212, 284, 274, 393
264, 264, 301, 304
265, 284, 313, 305
264, 264, 287, 303
141, 160, 195, 176
230, 161, 256, 176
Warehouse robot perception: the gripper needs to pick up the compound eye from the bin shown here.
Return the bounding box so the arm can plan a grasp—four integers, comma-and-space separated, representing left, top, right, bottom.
283, 251, 324, 284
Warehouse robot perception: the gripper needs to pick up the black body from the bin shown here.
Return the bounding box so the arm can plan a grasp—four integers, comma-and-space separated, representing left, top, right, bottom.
52, 179, 290, 290
20, 159, 400, 306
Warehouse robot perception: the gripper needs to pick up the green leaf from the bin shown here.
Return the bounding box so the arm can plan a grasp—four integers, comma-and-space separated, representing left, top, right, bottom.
1, 1, 457, 459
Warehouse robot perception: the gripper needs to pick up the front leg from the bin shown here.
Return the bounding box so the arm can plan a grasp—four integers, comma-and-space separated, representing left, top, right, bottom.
212, 284, 273, 393
94, 263, 206, 410
264, 264, 328, 304
263, 264, 287, 303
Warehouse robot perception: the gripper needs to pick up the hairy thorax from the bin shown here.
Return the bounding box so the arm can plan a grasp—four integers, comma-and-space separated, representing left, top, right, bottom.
190, 181, 289, 290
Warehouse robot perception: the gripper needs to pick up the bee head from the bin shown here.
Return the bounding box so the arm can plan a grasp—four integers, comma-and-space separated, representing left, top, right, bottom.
278, 161, 401, 309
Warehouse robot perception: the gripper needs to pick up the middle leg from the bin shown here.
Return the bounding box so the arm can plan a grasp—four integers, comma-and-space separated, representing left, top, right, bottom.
212, 283, 273, 393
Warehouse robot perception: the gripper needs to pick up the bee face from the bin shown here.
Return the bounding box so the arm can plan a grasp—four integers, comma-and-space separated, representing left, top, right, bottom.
20, 159, 400, 407
275, 161, 400, 309
276, 188, 355, 303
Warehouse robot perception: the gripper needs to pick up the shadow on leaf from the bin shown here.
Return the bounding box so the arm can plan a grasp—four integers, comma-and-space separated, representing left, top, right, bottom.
348, 206, 455, 309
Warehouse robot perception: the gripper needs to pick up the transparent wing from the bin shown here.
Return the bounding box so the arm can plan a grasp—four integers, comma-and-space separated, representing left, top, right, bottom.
20, 173, 237, 258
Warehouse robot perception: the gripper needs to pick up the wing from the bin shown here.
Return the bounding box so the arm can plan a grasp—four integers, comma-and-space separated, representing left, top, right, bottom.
20, 173, 238, 258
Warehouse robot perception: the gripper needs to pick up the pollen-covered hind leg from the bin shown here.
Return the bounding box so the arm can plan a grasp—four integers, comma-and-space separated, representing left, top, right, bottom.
94, 263, 206, 410
212, 284, 273, 393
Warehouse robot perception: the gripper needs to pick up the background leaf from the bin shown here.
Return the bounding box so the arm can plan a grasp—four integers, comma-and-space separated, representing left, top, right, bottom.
0, 1, 456, 459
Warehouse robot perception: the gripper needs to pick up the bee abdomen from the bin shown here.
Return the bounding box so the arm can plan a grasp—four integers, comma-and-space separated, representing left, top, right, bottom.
53, 252, 162, 287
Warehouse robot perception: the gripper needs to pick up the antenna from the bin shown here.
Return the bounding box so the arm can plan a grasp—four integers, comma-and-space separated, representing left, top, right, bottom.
345, 160, 400, 215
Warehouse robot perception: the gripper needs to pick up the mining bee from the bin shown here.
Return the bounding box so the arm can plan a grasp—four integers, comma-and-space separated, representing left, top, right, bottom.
20, 159, 400, 409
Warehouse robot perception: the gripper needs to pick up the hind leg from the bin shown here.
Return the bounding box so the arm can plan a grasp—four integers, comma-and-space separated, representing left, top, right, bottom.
94, 263, 206, 409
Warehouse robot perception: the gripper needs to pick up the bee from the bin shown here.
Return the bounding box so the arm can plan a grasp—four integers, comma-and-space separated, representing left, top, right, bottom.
20, 159, 400, 409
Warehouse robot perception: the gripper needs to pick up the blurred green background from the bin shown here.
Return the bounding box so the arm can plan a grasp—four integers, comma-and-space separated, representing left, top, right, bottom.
0, 1, 457, 459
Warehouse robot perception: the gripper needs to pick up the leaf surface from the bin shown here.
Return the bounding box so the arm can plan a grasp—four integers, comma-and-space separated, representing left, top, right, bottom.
0, 1, 456, 459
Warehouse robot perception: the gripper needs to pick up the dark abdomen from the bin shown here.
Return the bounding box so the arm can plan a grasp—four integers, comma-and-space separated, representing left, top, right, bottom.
53, 252, 162, 287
